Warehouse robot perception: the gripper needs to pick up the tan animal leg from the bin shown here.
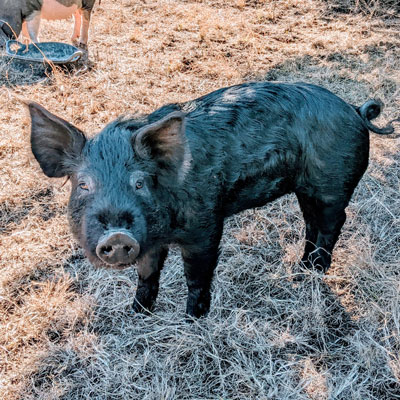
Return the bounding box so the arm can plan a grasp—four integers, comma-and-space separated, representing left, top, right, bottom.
78, 9, 91, 48
21, 21, 30, 44
71, 9, 82, 45
25, 12, 41, 42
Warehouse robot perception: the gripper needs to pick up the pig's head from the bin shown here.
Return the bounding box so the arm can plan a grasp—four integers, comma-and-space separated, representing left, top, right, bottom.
0, 11, 22, 46
28, 102, 189, 269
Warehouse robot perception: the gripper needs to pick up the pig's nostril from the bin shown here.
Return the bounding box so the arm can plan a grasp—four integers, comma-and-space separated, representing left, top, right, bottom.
103, 246, 113, 255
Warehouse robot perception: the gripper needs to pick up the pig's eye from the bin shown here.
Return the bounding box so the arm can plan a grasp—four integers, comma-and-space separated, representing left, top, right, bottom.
135, 180, 144, 190
78, 182, 89, 191
130, 173, 147, 191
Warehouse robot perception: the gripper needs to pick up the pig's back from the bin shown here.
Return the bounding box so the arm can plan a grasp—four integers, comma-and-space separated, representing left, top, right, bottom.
179, 81, 369, 211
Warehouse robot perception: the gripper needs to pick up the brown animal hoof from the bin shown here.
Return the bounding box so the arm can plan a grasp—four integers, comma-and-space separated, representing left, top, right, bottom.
72, 40, 88, 51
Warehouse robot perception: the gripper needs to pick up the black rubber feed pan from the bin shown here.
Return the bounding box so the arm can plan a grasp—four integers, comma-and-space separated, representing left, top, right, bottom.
5, 40, 83, 64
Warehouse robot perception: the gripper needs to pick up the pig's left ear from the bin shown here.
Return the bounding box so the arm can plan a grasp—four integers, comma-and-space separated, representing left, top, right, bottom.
133, 111, 191, 181
27, 102, 86, 178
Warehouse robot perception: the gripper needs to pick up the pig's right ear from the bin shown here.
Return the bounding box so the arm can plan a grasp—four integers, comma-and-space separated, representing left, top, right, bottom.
27, 102, 86, 178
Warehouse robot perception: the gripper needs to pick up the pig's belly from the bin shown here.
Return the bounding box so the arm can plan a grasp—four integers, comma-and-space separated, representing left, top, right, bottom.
41, 0, 79, 20
222, 174, 293, 217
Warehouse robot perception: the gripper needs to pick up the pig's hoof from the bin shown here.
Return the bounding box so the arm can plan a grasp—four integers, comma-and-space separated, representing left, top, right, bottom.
292, 272, 307, 282
186, 302, 210, 319
292, 260, 327, 282
185, 314, 197, 324
292, 261, 313, 282
132, 300, 153, 315
72, 40, 88, 51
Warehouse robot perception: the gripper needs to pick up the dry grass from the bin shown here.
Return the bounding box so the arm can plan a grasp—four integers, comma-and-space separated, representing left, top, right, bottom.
324, 0, 400, 17
0, 0, 399, 399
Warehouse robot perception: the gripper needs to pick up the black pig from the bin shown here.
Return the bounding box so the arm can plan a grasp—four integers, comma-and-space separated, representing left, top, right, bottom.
27, 82, 396, 318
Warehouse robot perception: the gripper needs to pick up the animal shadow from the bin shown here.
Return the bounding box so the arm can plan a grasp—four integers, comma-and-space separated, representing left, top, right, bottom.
0, 54, 90, 87
0, 187, 59, 235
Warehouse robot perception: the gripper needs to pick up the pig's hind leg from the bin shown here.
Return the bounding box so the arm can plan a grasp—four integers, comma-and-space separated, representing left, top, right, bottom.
296, 193, 319, 266
133, 246, 169, 314
296, 193, 348, 274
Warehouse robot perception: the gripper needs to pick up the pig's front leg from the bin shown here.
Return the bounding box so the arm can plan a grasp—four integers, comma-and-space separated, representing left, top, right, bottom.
71, 9, 82, 46
181, 229, 222, 318
133, 246, 169, 314
25, 13, 41, 42
21, 22, 30, 43
78, 9, 91, 49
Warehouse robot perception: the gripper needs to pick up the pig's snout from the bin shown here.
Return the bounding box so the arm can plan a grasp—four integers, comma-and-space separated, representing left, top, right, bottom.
96, 231, 140, 266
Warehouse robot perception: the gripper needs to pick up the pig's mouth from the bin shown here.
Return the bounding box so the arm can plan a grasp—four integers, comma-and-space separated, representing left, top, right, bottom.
91, 257, 135, 270
84, 230, 141, 270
